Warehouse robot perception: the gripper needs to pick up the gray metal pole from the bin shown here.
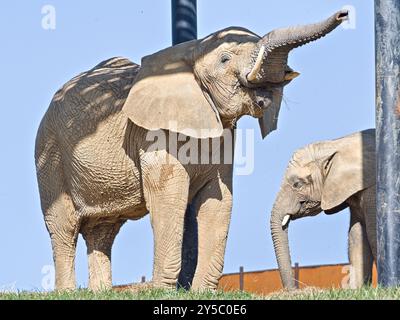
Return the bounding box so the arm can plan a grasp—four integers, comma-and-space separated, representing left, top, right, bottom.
375, 0, 400, 287
172, 1, 198, 289
171, 0, 197, 45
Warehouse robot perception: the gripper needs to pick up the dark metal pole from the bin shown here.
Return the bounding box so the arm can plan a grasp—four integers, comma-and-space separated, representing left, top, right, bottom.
172, 1, 198, 289
375, 0, 400, 287
171, 0, 197, 45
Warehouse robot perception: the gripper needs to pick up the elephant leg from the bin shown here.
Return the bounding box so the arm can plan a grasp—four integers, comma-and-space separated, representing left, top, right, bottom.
348, 213, 373, 288
45, 193, 80, 291
81, 220, 125, 291
144, 162, 190, 289
191, 177, 233, 290
361, 186, 377, 261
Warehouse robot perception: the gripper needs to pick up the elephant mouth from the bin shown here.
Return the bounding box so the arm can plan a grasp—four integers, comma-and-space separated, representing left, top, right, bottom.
252, 86, 279, 115
288, 201, 322, 222
251, 80, 290, 116
253, 99, 272, 116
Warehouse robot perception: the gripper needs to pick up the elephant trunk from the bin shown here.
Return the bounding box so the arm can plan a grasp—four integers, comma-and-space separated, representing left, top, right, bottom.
270, 188, 298, 290
247, 10, 349, 83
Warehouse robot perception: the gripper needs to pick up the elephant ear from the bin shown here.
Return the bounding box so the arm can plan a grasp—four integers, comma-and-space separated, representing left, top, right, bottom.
122, 41, 223, 139
321, 130, 376, 211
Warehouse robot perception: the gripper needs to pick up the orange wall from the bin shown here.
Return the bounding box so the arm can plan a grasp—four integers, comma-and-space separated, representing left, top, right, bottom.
219, 263, 378, 295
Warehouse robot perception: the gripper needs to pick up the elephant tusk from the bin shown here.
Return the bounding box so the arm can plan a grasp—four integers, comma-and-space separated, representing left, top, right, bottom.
284, 71, 300, 81
282, 214, 291, 227
247, 46, 265, 82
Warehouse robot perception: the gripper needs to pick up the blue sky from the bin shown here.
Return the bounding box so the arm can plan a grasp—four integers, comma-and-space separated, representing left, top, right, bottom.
0, 1, 374, 290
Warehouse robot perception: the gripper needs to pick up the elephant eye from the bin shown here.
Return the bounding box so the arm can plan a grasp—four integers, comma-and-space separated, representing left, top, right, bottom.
220, 54, 231, 64
293, 180, 304, 189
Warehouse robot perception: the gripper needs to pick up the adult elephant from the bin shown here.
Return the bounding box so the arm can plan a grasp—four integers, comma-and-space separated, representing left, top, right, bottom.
35, 11, 348, 291
270, 129, 376, 290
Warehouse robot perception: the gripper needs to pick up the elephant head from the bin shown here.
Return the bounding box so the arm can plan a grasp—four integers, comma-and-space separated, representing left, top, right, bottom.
270, 129, 376, 289
123, 10, 348, 139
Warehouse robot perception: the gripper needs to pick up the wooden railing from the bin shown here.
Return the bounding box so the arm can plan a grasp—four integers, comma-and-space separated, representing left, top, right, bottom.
114, 263, 378, 294
218, 263, 378, 295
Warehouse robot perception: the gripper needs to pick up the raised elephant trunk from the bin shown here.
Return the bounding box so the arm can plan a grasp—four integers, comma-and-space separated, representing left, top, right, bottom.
247, 10, 349, 83
270, 187, 298, 290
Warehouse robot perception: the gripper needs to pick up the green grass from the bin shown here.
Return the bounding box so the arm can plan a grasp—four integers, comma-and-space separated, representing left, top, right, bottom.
0, 288, 257, 300
1, 287, 400, 300
266, 286, 400, 300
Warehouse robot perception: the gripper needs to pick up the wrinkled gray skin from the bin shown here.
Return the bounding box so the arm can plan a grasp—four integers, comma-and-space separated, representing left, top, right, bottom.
270, 129, 376, 290
35, 11, 347, 291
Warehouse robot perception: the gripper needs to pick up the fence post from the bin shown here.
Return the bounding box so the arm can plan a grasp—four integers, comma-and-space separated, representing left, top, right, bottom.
239, 266, 244, 291
294, 263, 300, 289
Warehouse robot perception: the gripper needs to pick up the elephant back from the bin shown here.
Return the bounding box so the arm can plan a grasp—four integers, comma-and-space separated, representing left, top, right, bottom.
46, 57, 141, 144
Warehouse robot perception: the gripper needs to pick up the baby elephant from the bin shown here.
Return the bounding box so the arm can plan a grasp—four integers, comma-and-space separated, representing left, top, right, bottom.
270, 129, 376, 289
